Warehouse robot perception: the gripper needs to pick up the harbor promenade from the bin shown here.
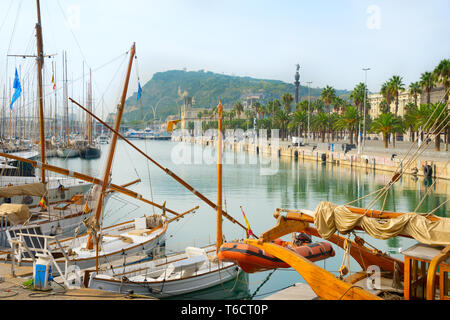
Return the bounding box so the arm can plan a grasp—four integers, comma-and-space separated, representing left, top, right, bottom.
172, 135, 450, 181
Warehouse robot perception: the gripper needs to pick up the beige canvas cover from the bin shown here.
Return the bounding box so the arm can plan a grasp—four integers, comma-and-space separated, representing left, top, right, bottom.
314, 201, 450, 246
0, 182, 46, 198
0, 203, 31, 225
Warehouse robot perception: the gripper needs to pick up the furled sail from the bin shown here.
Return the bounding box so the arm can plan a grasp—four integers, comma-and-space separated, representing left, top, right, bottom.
0, 182, 46, 198
0, 203, 31, 225
314, 201, 450, 246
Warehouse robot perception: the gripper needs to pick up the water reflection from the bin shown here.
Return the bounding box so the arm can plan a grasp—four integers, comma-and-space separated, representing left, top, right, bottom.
47, 140, 448, 299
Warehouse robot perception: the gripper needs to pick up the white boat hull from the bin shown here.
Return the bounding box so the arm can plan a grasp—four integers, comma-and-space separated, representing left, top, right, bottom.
56, 148, 79, 158
12, 220, 168, 272
88, 245, 240, 298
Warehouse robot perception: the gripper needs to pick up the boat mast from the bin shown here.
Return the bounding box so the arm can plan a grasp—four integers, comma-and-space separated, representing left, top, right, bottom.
88, 69, 92, 144
86, 43, 136, 250
64, 51, 69, 146
35, 0, 46, 185
216, 100, 223, 253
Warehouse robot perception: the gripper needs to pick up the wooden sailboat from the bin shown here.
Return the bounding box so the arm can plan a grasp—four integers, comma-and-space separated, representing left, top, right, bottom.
236, 203, 449, 300
87, 101, 242, 298
0, 0, 94, 248
215, 91, 450, 300
5, 43, 194, 274
78, 69, 101, 159
56, 51, 78, 159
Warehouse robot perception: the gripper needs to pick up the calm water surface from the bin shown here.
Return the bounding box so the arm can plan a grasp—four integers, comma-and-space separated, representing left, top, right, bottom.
48, 140, 449, 300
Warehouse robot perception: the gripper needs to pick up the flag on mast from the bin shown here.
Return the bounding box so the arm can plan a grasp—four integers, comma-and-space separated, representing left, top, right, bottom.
136, 82, 142, 101
10, 67, 21, 110
240, 206, 255, 238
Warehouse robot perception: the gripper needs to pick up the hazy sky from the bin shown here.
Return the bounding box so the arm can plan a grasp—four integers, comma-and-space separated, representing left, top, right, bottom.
0, 0, 449, 115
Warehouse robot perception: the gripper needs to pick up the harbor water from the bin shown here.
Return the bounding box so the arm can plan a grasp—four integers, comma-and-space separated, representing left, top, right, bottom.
47, 139, 449, 300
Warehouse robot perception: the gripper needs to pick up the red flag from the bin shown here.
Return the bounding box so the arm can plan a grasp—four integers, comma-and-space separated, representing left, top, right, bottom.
240, 206, 255, 238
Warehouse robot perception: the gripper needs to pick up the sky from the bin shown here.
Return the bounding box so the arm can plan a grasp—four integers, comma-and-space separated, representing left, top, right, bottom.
0, 0, 449, 116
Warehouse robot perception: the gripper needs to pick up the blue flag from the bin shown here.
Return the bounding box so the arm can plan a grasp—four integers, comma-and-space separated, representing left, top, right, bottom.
10, 68, 21, 110
137, 82, 142, 101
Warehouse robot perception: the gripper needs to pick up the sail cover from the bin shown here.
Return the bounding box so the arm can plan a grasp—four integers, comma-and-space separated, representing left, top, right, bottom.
314, 201, 450, 246
0, 203, 31, 225
0, 183, 46, 198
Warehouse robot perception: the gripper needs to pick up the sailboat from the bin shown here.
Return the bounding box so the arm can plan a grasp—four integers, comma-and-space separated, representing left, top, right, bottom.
217, 99, 450, 300
78, 70, 101, 159
0, 1, 95, 247
56, 51, 78, 159
5, 43, 192, 274
88, 101, 242, 298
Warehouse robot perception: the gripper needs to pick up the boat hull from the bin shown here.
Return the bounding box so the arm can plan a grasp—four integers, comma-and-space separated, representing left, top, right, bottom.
218, 240, 335, 273
56, 148, 79, 158
90, 263, 239, 298
79, 146, 101, 159
11, 221, 168, 272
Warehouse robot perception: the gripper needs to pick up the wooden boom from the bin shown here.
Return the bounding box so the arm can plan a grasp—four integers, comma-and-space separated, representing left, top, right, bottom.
0, 151, 182, 217
69, 97, 248, 232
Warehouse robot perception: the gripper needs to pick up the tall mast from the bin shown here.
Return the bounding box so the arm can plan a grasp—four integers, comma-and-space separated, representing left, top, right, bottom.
216, 100, 223, 253
88, 69, 92, 144
86, 43, 136, 251
35, 0, 46, 185
64, 51, 69, 145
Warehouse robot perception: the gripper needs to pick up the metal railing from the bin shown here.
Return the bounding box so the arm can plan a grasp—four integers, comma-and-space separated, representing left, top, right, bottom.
10, 232, 72, 287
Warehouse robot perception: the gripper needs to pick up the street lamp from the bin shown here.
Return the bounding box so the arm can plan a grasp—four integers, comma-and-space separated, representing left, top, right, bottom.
306, 81, 312, 141
362, 68, 370, 153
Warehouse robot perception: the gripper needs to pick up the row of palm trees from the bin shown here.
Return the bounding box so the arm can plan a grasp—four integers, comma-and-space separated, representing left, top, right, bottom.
192, 59, 448, 151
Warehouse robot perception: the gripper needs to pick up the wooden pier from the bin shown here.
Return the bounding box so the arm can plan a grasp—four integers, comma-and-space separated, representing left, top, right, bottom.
0, 262, 157, 300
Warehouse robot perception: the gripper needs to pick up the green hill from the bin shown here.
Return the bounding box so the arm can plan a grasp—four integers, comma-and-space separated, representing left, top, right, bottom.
123, 69, 349, 123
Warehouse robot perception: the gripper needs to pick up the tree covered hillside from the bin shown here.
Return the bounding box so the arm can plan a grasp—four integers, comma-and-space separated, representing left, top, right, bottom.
123, 69, 349, 123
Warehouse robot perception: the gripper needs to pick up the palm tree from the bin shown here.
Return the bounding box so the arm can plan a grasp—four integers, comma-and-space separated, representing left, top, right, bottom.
408, 81, 422, 106
371, 112, 403, 148
252, 102, 261, 119
233, 101, 244, 119
281, 93, 294, 114
433, 59, 450, 102
312, 99, 325, 113
320, 85, 336, 142
290, 110, 308, 138
295, 100, 309, 112
420, 71, 436, 104
388, 75, 405, 117
403, 102, 418, 142
313, 112, 329, 143
379, 99, 390, 114
433, 59, 450, 150
380, 81, 393, 113
274, 109, 290, 140
333, 96, 347, 114
350, 83, 366, 114
334, 105, 360, 144
424, 102, 448, 151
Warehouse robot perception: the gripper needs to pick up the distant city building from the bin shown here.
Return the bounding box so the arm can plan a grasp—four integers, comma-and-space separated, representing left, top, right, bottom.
244, 95, 261, 111
368, 85, 446, 119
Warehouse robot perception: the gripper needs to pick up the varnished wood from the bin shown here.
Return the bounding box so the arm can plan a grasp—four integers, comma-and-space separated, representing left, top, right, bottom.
216, 101, 223, 253
35, 0, 46, 186
0, 151, 182, 217
258, 216, 308, 244
245, 239, 382, 300
426, 245, 450, 300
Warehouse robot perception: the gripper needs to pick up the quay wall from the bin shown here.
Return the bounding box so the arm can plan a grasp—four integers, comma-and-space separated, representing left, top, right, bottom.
172, 136, 450, 183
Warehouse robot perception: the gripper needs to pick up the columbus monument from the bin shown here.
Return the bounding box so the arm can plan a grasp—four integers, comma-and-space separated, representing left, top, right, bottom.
294, 64, 300, 105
